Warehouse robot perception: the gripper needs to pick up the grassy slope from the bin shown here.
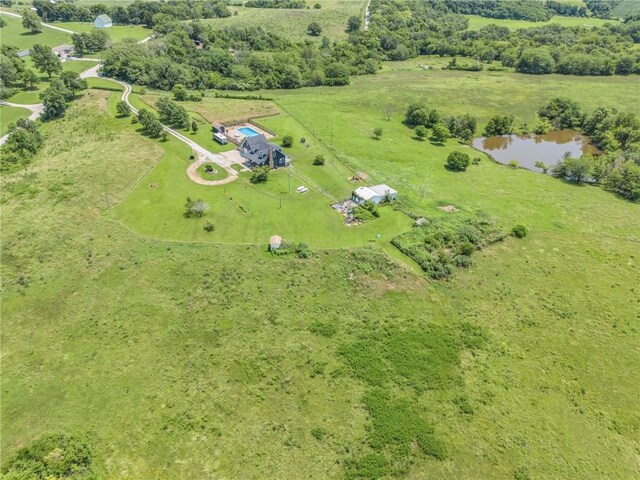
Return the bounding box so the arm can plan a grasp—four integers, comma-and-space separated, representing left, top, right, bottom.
1, 88, 638, 480
201, 0, 364, 42
0, 105, 30, 135
465, 13, 616, 30
0, 13, 71, 50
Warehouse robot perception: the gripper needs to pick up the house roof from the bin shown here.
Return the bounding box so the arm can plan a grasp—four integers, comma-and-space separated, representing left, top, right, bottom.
240, 134, 283, 165
95, 14, 112, 22
52, 44, 73, 52
270, 235, 282, 245
354, 184, 397, 200
369, 184, 397, 196
211, 121, 224, 129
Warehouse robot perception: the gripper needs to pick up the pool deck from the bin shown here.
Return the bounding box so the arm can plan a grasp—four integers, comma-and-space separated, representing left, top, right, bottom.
225, 122, 274, 145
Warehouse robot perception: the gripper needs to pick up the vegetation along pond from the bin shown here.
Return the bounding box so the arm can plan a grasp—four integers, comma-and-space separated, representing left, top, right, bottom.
472, 129, 599, 172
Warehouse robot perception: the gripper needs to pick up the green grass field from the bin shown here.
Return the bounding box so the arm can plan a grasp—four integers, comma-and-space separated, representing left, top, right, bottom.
201, 0, 364, 41
51, 21, 151, 42
0, 105, 30, 135
465, 13, 616, 30
1, 48, 639, 480
0, 13, 71, 49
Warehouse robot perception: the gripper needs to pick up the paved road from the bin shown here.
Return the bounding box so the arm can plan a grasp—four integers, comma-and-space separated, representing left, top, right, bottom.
0, 10, 76, 34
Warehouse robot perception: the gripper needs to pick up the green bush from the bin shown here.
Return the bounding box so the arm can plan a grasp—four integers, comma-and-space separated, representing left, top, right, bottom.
311, 427, 327, 440
511, 224, 528, 238
250, 166, 270, 184
313, 154, 325, 165
281, 135, 294, 147
2, 433, 96, 480
446, 151, 470, 172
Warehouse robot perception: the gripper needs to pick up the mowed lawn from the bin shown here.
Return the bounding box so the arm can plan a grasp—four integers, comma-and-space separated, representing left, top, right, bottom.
201, 0, 364, 41
464, 13, 617, 30
51, 21, 151, 42
0, 105, 30, 135
114, 90, 411, 249
0, 13, 71, 49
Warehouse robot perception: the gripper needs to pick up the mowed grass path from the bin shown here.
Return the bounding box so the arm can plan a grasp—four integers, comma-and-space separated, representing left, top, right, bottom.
0, 13, 71, 49
201, 0, 364, 42
465, 13, 617, 30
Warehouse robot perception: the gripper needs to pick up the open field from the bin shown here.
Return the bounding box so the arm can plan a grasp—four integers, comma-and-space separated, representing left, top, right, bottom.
612, 0, 640, 17
0, 105, 30, 135
465, 13, 617, 30
0, 12, 71, 49
51, 21, 151, 42
1, 84, 638, 479
201, 0, 365, 42
2, 10, 640, 474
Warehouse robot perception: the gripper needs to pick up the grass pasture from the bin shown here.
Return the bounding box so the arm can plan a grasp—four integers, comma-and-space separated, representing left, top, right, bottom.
201, 0, 364, 42
464, 13, 617, 30
0, 13, 71, 50
1, 29, 640, 480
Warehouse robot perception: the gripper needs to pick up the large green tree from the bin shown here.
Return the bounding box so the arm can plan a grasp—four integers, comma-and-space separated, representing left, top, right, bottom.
31, 44, 62, 79
21, 9, 42, 33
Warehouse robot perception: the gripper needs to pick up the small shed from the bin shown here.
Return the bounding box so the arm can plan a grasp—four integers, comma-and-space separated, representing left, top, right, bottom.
211, 122, 225, 134
94, 14, 113, 29
269, 235, 282, 251
52, 44, 73, 58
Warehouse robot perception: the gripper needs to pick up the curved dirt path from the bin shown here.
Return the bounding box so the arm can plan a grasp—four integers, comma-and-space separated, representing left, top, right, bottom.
106, 77, 239, 185
187, 158, 239, 186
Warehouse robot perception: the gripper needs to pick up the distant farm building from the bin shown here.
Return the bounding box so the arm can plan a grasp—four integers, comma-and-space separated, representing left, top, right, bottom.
94, 14, 113, 29
239, 134, 288, 168
52, 44, 74, 58
352, 184, 397, 205
269, 235, 282, 251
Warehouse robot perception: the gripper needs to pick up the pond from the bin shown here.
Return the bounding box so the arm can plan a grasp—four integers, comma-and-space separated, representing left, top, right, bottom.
472, 129, 598, 173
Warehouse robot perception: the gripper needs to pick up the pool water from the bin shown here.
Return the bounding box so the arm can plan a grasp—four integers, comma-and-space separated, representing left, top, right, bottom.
238, 126, 260, 137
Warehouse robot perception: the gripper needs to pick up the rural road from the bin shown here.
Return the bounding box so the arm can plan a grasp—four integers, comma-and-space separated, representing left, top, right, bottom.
365, 0, 371, 30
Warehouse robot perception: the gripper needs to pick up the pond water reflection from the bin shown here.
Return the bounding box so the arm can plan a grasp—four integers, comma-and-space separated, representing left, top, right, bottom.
472, 130, 598, 172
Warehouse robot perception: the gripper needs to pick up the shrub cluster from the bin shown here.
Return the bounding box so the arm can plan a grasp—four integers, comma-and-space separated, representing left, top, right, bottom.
391, 214, 506, 279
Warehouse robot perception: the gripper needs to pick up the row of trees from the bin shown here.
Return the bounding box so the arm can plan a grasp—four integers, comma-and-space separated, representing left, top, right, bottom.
405, 104, 478, 142
40, 73, 87, 120
72, 30, 110, 57
155, 96, 190, 129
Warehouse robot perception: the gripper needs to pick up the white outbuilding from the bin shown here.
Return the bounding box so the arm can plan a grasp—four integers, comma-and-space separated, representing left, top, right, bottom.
94, 14, 113, 29
352, 184, 397, 205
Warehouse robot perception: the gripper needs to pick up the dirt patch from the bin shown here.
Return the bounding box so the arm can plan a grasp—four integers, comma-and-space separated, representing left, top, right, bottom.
438, 205, 459, 212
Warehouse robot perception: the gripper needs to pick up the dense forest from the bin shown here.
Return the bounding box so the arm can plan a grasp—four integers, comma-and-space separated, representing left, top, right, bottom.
101, 20, 377, 90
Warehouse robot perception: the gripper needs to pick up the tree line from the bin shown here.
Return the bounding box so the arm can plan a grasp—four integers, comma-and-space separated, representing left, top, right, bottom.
101, 19, 378, 91
363, 0, 640, 76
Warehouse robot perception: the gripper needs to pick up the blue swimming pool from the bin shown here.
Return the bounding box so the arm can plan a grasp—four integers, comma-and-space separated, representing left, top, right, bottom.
238, 126, 260, 137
